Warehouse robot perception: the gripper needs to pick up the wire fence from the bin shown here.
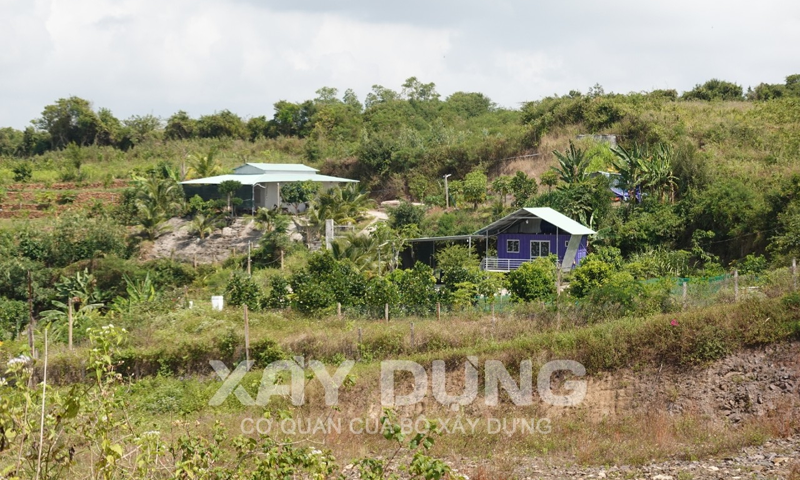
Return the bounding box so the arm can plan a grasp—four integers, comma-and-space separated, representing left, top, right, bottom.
314, 265, 798, 325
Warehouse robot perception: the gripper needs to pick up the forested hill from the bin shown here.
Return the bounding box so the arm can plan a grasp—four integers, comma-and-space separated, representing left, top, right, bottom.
1, 75, 800, 266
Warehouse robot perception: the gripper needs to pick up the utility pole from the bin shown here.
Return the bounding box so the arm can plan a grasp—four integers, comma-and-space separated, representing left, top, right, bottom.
443, 174, 452, 210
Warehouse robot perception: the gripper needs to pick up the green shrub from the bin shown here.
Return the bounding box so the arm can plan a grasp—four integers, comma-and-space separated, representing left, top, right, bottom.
12, 161, 32, 182
389, 202, 425, 229
506, 257, 556, 302
250, 337, 286, 366
388, 262, 439, 315
587, 271, 643, 314
734, 253, 767, 275
688, 325, 730, 363
128, 377, 214, 415
290, 251, 366, 314
57, 190, 78, 204
225, 272, 263, 310
570, 259, 614, 297
0, 297, 28, 340
145, 258, 196, 289
363, 275, 400, 316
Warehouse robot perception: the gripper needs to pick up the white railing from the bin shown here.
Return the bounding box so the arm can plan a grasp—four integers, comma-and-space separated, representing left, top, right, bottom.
480, 257, 529, 272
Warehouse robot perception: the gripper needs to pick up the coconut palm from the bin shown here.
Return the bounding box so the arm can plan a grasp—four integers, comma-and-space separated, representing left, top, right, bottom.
256, 207, 290, 234
308, 184, 375, 225
190, 213, 223, 239
330, 233, 381, 272
136, 200, 171, 240
135, 176, 184, 214
187, 146, 222, 179
133, 176, 184, 239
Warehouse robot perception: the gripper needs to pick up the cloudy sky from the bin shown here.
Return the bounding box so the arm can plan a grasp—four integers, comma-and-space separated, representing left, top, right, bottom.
2, 0, 798, 129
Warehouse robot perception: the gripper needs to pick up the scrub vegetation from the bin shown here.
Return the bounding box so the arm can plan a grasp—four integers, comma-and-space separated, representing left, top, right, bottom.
1, 74, 800, 478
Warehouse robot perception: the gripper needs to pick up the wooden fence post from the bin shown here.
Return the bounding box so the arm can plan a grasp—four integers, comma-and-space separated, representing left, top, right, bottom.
555, 263, 562, 328
793, 258, 797, 291
27, 271, 35, 358
68, 297, 74, 350
556, 264, 562, 296
247, 241, 252, 276
337, 302, 342, 319
436, 302, 441, 321
384, 303, 389, 322
357, 327, 363, 361
410, 322, 415, 350
734, 269, 739, 302
243, 305, 250, 363
682, 281, 688, 310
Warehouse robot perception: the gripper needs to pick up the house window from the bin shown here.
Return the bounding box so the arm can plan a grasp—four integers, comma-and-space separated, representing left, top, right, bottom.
507, 239, 520, 253
530, 240, 550, 258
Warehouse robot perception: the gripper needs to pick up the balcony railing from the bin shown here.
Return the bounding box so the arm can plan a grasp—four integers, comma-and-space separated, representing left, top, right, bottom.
480, 257, 530, 272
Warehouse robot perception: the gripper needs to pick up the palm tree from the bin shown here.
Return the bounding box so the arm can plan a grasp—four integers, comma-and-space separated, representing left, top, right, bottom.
648, 144, 678, 203
610, 143, 650, 203
256, 207, 290, 233
136, 200, 170, 240
308, 184, 375, 225
190, 213, 223, 239
552, 141, 591, 186
135, 176, 184, 214
187, 146, 222, 179
133, 176, 184, 239
330, 234, 380, 272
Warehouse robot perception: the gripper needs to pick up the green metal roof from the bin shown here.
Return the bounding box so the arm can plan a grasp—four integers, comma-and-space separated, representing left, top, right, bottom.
234, 163, 318, 173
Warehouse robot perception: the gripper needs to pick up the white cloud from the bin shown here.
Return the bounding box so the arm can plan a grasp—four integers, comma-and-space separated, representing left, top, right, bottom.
1, 0, 799, 128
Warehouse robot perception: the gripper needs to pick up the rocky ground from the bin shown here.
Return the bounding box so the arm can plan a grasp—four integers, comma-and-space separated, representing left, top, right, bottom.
497, 435, 800, 479
141, 217, 265, 263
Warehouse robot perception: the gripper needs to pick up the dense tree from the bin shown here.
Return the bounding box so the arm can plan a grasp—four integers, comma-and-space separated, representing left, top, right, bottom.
444, 92, 494, 118
164, 110, 197, 140
246, 115, 272, 141
682, 79, 743, 101
271, 100, 316, 137
540, 170, 559, 192
122, 114, 162, 145
0, 127, 23, 156
197, 110, 247, 139
35, 96, 102, 148
218, 180, 242, 213
389, 202, 425, 230
280, 180, 319, 204
491, 176, 511, 207
509, 172, 538, 207
461, 170, 488, 208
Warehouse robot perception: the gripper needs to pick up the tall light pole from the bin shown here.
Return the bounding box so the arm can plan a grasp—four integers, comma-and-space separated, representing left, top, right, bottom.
443, 174, 452, 210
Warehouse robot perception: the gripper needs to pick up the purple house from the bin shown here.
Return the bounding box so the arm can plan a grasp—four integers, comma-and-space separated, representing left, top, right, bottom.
475, 208, 595, 272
